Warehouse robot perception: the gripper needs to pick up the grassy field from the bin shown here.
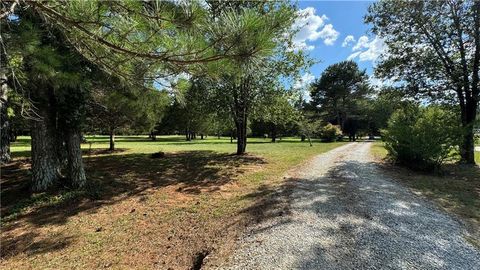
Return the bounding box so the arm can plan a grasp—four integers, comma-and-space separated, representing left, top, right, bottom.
370, 141, 480, 247
1, 135, 345, 269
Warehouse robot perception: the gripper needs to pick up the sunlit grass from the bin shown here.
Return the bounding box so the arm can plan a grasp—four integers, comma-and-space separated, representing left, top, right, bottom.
2, 135, 347, 269
370, 141, 388, 160
8, 135, 346, 218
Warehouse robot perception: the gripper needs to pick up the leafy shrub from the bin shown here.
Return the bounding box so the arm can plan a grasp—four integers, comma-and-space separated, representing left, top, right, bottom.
321, 123, 342, 142
383, 105, 462, 171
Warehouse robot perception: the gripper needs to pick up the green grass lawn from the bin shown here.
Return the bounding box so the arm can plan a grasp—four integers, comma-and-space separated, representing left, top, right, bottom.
1, 135, 345, 269
370, 141, 389, 160
370, 141, 480, 247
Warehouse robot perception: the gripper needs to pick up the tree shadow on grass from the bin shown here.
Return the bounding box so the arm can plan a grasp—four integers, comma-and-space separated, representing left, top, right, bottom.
0, 150, 265, 259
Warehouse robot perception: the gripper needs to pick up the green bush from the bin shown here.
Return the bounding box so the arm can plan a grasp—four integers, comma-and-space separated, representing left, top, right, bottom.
321, 123, 342, 142
383, 105, 462, 171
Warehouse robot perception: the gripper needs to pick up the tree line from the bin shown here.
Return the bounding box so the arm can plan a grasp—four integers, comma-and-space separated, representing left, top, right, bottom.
0, 0, 308, 191
0, 0, 478, 193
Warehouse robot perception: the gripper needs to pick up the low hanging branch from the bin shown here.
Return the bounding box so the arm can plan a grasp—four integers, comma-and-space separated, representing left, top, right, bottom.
0, 0, 19, 19
21, 0, 256, 66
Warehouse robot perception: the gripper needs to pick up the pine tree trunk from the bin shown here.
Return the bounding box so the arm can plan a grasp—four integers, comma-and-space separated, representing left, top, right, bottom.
66, 129, 86, 187
55, 129, 68, 168
236, 123, 245, 155
30, 82, 63, 192
0, 97, 10, 164
235, 114, 247, 155
31, 110, 61, 192
109, 130, 115, 151
0, 68, 10, 164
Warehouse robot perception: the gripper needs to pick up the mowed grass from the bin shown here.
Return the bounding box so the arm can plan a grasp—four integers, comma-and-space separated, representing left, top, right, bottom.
1, 135, 345, 269
370, 141, 480, 247
370, 141, 389, 160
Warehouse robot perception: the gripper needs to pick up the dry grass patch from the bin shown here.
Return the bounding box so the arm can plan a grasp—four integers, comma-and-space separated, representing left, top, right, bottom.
1, 136, 344, 269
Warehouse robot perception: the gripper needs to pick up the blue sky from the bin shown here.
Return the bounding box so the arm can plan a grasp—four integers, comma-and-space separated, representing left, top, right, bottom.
292, 1, 385, 89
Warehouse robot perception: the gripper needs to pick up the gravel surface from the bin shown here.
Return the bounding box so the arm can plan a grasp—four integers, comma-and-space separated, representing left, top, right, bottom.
215, 142, 480, 270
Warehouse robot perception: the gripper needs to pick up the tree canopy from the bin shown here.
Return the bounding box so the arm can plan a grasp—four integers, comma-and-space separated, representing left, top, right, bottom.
310, 60, 370, 139
366, 0, 480, 163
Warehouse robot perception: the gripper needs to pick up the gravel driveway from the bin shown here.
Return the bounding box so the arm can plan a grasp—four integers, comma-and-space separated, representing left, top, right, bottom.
215, 142, 480, 270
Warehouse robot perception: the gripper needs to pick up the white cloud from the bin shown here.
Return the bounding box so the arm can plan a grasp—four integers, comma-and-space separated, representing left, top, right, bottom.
348, 36, 386, 62
318, 24, 339, 46
342, 35, 356, 47
347, 51, 362, 60
291, 7, 339, 50
294, 73, 315, 100
367, 76, 396, 92
352, 35, 370, 51
294, 72, 315, 90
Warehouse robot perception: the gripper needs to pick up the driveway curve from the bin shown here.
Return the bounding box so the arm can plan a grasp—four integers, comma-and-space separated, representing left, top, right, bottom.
216, 142, 480, 270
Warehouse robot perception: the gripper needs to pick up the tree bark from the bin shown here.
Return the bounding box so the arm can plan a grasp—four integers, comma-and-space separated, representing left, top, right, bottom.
0, 68, 10, 164
55, 128, 68, 168
109, 129, 115, 151
0, 97, 10, 164
458, 1, 480, 164
66, 128, 86, 188
30, 82, 64, 192
459, 101, 477, 164
235, 114, 247, 155
31, 108, 61, 192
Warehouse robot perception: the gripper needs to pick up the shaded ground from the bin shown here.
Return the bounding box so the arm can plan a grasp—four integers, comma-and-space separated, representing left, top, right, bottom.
1, 136, 345, 269
220, 142, 480, 269
1, 151, 265, 269
370, 143, 480, 249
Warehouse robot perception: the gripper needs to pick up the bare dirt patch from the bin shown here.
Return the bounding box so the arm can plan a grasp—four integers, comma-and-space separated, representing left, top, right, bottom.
1, 151, 267, 269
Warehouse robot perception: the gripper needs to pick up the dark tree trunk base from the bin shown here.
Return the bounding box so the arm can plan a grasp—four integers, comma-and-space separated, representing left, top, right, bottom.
460, 124, 475, 164
0, 108, 10, 164
31, 112, 61, 192
66, 129, 86, 188
109, 132, 115, 151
